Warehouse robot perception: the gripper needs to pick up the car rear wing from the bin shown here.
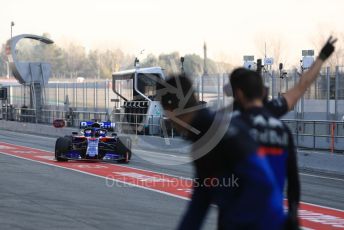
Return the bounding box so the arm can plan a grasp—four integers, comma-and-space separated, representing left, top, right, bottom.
79, 121, 116, 131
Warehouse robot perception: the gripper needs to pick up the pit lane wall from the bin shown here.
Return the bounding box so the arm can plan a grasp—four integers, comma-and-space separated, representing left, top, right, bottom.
0, 120, 78, 137
0, 119, 189, 154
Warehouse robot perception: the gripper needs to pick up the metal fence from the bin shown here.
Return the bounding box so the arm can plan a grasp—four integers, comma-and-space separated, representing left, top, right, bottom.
282, 119, 344, 152
4, 66, 344, 120
0, 107, 109, 127
2, 104, 344, 152
260, 67, 344, 120
111, 112, 168, 136
2, 65, 344, 152
7, 80, 114, 112
192, 68, 344, 120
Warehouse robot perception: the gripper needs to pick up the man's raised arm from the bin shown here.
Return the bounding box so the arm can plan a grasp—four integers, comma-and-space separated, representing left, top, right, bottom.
283, 36, 337, 110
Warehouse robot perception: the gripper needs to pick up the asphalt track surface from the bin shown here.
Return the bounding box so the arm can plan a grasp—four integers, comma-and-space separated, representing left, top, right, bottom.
0, 130, 343, 230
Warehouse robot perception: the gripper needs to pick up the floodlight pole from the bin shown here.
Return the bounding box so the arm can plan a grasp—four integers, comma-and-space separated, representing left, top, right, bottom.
10, 21, 14, 39
7, 22, 15, 79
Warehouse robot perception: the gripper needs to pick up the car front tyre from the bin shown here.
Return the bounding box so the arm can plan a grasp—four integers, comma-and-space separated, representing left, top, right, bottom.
55, 137, 71, 162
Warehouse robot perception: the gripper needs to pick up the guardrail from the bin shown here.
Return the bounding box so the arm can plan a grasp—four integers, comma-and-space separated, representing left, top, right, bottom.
1, 106, 343, 152
0, 107, 109, 127
282, 119, 344, 152
111, 112, 176, 137
0, 107, 171, 136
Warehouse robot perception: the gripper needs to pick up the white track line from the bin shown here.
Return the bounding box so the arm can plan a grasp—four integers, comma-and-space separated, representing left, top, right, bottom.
300, 173, 344, 182
0, 130, 57, 140
1, 141, 344, 213
0, 137, 344, 212
0, 151, 190, 201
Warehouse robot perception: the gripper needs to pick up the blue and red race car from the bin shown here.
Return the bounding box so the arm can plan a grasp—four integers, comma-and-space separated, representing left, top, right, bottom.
55, 121, 132, 163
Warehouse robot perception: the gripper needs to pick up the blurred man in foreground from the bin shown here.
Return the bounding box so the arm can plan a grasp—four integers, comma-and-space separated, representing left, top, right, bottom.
228, 69, 300, 229
158, 76, 285, 230
222, 36, 337, 229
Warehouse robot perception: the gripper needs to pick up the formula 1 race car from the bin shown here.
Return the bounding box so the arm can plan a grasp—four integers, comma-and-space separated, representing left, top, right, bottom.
55, 121, 132, 163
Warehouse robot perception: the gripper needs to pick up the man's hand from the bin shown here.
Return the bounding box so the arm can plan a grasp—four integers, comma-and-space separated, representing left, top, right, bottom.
319, 36, 338, 61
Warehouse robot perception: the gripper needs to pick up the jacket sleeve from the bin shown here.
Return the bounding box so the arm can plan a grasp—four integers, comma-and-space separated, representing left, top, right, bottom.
265, 96, 289, 118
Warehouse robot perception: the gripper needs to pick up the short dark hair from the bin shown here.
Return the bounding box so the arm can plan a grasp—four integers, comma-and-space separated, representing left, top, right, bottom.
158, 75, 197, 111
229, 68, 264, 100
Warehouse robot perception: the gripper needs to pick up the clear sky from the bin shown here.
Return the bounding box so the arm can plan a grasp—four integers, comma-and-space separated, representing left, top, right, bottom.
0, 0, 343, 66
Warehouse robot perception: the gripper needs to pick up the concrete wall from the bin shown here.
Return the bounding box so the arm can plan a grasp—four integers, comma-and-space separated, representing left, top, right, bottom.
0, 117, 343, 152
0, 120, 78, 137
0, 120, 189, 153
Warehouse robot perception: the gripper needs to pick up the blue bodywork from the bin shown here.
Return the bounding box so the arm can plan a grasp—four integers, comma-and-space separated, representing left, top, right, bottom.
58, 121, 126, 161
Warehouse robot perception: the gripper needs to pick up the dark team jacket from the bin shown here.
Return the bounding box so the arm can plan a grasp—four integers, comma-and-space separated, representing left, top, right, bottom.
177, 108, 285, 230
265, 96, 289, 118
239, 106, 300, 217
234, 96, 289, 118
235, 96, 300, 208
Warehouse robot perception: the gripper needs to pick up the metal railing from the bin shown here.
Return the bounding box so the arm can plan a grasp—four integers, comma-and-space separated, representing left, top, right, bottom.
0, 107, 109, 127
110, 115, 344, 152
111, 111, 175, 137
1, 105, 343, 152
7, 80, 113, 111
282, 119, 344, 152
0, 107, 172, 137
4, 67, 344, 121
